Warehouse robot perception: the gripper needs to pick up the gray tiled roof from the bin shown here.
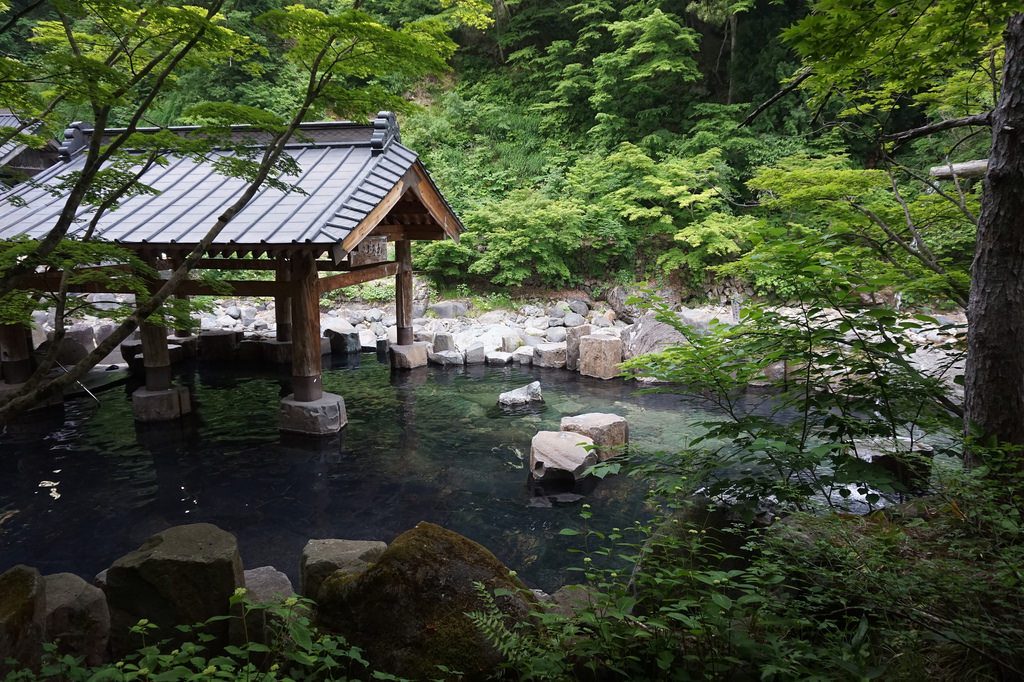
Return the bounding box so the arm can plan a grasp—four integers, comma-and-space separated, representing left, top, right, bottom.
0, 112, 454, 250
0, 109, 27, 166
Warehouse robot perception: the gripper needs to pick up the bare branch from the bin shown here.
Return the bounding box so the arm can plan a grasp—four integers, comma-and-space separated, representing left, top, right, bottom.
741, 68, 813, 127
882, 112, 991, 144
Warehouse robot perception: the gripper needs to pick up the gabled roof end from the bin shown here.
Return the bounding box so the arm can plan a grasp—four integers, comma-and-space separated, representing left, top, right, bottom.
59, 121, 89, 161
370, 111, 399, 154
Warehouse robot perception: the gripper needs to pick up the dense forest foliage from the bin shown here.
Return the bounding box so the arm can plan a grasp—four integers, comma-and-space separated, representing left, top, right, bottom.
2, 0, 1023, 679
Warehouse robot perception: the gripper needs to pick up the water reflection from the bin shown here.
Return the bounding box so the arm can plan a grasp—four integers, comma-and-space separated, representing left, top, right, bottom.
0, 359, 713, 591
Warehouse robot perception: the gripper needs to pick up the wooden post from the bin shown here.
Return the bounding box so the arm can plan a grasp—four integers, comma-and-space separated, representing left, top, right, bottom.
140, 321, 172, 391
395, 240, 414, 346
290, 252, 322, 402
0, 324, 32, 384
275, 256, 292, 342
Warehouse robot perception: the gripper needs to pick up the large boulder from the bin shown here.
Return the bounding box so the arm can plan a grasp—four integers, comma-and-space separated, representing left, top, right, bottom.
545, 327, 567, 343
561, 413, 629, 461
579, 334, 623, 380
604, 285, 644, 324
0, 565, 46, 674
486, 351, 513, 365
316, 522, 534, 680
389, 342, 429, 369
432, 332, 457, 352
43, 573, 109, 666
622, 312, 688, 360
243, 566, 294, 604
300, 539, 387, 599
325, 329, 361, 354
103, 523, 244, 657
512, 346, 534, 365
498, 381, 543, 406
530, 431, 597, 481
428, 349, 465, 367
533, 342, 567, 369
565, 324, 592, 372
428, 301, 469, 319
464, 344, 486, 365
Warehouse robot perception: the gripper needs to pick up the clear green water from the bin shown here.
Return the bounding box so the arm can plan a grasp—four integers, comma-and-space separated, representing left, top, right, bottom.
0, 356, 714, 592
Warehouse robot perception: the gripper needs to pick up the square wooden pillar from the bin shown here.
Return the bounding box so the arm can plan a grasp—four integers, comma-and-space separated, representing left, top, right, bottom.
132, 319, 191, 422
275, 256, 292, 343
141, 321, 172, 391
395, 240, 414, 346
280, 251, 346, 435
0, 324, 32, 384
289, 252, 322, 402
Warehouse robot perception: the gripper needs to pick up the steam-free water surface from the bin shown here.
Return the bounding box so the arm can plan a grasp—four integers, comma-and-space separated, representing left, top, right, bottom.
0, 357, 714, 592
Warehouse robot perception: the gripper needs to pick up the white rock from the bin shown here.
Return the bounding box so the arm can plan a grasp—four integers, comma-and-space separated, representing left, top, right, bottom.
464, 344, 486, 364
534, 342, 567, 368
561, 413, 628, 461
498, 381, 543, 405
512, 346, 534, 365
545, 327, 567, 343
358, 329, 378, 351
486, 351, 513, 365
428, 349, 465, 366
530, 431, 597, 480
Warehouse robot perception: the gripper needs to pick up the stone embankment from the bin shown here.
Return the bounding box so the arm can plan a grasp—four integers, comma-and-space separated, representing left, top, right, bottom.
27, 291, 968, 397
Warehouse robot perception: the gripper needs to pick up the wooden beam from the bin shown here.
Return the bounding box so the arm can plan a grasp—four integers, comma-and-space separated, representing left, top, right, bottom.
317, 261, 399, 295
369, 224, 446, 241
15, 273, 290, 297
929, 159, 989, 179
406, 163, 462, 241
336, 170, 411, 263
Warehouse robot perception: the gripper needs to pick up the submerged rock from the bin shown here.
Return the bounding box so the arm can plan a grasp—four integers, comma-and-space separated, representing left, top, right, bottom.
316, 522, 533, 680
498, 381, 543, 406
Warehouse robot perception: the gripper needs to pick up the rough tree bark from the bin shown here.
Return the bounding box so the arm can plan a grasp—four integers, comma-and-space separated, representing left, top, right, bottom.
964, 13, 1024, 464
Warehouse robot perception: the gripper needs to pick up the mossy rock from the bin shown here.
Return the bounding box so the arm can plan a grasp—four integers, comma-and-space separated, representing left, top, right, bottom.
0, 565, 46, 675
316, 521, 534, 680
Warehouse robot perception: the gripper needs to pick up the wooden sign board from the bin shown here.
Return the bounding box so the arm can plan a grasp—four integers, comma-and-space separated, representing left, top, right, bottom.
349, 236, 389, 267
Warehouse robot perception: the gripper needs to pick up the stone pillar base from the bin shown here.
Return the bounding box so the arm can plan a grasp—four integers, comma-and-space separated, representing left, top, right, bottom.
279, 392, 347, 435
132, 385, 191, 422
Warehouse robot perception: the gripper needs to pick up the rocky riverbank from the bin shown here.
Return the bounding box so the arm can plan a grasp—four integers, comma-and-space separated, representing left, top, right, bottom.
25, 291, 967, 400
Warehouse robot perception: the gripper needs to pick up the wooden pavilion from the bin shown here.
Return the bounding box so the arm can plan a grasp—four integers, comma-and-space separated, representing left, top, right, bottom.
0, 112, 462, 433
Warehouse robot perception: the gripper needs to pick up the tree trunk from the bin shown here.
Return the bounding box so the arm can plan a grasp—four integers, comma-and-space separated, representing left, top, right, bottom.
964, 13, 1024, 464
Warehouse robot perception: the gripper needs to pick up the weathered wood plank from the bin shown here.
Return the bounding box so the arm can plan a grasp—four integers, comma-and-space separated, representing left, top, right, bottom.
317, 261, 399, 295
